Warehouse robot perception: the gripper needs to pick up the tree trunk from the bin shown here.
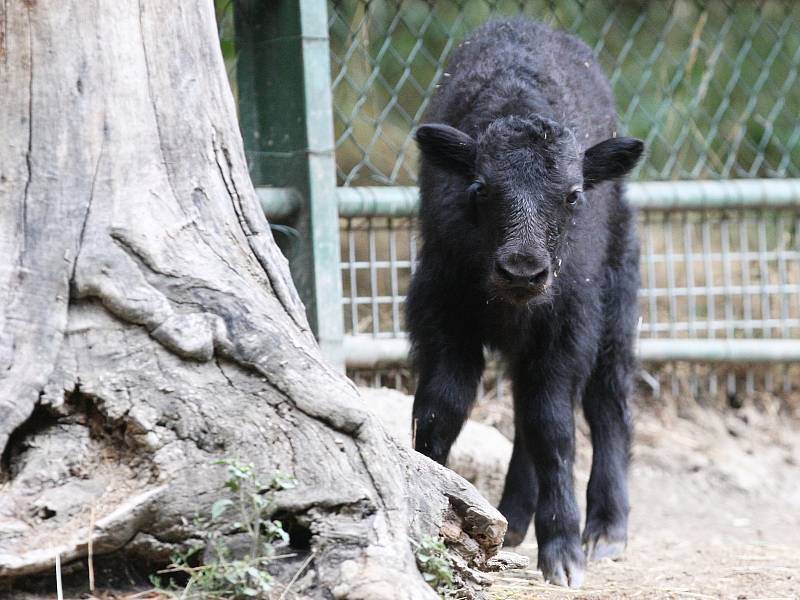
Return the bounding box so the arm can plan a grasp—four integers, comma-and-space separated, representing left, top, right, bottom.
0, 2, 504, 597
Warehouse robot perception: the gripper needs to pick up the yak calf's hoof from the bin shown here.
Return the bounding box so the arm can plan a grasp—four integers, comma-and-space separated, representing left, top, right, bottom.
582, 521, 627, 562
503, 527, 527, 548
538, 537, 585, 588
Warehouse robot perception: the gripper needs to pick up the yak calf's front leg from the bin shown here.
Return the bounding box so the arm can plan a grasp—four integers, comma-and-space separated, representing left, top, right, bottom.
412, 343, 484, 464
514, 368, 585, 588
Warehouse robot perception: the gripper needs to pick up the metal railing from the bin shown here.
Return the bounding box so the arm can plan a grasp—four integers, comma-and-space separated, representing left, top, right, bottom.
220, 0, 800, 398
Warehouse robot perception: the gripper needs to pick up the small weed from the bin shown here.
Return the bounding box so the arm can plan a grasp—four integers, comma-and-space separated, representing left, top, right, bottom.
155, 459, 297, 599
414, 536, 456, 597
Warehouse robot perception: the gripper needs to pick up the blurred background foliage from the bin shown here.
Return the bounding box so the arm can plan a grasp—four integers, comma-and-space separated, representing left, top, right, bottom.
326, 0, 800, 185
216, 0, 238, 101
217, 1, 800, 186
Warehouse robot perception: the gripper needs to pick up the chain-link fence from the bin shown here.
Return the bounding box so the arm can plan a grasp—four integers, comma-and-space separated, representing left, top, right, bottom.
219, 0, 800, 406
329, 1, 800, 185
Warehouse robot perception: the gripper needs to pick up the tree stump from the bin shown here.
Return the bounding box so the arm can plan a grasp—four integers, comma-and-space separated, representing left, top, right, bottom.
0, 2, 505, 597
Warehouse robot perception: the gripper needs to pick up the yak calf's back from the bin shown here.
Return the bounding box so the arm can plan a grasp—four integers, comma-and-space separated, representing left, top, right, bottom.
427, 19, 616, 146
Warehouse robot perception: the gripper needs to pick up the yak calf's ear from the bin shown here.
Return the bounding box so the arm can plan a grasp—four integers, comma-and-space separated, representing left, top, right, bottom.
582, 137, 644, 188
415, 124, 476, 176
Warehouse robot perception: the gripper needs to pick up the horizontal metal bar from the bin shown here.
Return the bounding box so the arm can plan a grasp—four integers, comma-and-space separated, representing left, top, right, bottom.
642, 319, 800, 333
629, 179, 800, 209
337, 179, 800, 216
336, 186, 419, 217
258, 179, 800, 219
256, 187, 303, 221
343, 335, 800, 368
638, 338, 800, 362
340, 255, 800, 270
344, 335, 410, 368
340, 282, 800, 301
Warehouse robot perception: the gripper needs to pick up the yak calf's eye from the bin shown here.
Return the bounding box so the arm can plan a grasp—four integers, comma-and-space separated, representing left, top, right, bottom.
465, 181, 485, 224
467, 181, 485, 198
566, 186, 584, 207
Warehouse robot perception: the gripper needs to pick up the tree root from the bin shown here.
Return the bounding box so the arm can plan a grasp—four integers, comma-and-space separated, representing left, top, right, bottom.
0, 307, 506, 598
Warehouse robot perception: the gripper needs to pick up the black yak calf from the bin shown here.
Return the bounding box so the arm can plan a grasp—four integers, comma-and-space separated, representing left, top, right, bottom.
407, 18, 644, 588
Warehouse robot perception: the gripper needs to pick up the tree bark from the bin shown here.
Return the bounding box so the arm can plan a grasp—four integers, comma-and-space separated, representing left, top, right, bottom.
0, 2, 505, 597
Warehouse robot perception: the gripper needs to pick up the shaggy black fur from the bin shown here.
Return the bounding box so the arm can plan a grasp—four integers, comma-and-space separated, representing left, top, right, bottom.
406, 18, 644, 588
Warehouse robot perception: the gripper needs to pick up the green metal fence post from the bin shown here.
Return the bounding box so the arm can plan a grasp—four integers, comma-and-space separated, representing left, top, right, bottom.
234, 0, 344, 369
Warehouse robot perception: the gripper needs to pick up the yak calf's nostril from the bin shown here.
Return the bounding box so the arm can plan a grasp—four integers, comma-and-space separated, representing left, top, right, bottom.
496, 258, 550, 289
528, 266, 549, 286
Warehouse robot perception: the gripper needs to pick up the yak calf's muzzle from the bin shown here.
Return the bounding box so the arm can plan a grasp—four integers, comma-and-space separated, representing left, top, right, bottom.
493, 251, 552, 302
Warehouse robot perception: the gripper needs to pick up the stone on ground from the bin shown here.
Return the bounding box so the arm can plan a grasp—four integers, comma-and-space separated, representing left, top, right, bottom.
360, 387, 512, 505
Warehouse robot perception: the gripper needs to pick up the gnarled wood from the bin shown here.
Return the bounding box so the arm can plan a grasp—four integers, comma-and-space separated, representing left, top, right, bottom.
0, 2, 505, 597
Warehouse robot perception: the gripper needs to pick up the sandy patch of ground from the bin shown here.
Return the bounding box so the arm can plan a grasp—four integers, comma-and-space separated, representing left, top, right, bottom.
489, 404, 800, 599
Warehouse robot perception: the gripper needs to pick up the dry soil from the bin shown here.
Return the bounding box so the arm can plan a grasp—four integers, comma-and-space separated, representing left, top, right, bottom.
487, 402, 800, 600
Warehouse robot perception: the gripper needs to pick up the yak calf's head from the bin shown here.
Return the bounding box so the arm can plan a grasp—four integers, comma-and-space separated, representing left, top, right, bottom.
416, 115, 643, 305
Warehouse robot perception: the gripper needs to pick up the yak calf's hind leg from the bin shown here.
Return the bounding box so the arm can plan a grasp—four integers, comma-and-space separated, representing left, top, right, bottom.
582, 361, 632, 561
581, 290, 636, 561
498, 422, 538, 546
412, 344, 484, 465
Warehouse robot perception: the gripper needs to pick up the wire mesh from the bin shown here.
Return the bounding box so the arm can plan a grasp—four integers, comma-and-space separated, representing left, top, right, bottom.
329, 0, 800, 185
638, 208, 800, 339
341, 210, 800, 341
341, 216, 417, 337
341, 207, 800, 398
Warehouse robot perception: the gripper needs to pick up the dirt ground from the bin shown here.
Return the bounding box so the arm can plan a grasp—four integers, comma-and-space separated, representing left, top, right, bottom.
486, 401, 800, 600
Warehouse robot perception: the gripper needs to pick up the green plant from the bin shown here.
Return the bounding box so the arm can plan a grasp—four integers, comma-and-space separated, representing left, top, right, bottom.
156, 459, 297, 599
414, 536, 456, 597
